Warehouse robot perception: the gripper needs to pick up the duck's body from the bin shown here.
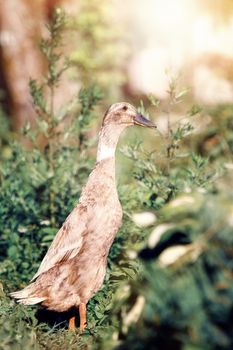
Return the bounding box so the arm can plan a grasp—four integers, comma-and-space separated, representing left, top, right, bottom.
11, 102, 156, 330
14, 158, 121, 312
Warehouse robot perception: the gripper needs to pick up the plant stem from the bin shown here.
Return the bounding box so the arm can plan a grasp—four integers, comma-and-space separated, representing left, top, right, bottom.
48, 82, 56, 226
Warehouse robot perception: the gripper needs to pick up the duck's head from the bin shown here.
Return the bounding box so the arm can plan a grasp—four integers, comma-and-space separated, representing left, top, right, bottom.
97, 103, 156, 162
102, 102, 156, 129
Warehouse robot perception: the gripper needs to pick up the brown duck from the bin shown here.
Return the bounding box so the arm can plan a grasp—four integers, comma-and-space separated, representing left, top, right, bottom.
11, 102, 156, 331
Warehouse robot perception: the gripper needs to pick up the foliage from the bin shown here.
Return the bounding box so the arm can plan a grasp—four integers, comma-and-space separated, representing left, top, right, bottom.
121, 78, 217, 210
0, 9, 233, 350
194, 104, 233, 162
114, 191, 233, 350
0, 8, 100, 296
0, 291, 39, 350
0, 9, 135, 349
69, 0, 127, 97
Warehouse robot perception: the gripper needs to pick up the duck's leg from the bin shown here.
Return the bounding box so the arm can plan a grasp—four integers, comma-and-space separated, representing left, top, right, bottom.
79, 302, 87, 331
69, 316, 76, 331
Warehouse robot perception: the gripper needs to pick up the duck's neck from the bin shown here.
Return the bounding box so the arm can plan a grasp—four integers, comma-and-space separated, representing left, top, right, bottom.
96, 124, 126, 163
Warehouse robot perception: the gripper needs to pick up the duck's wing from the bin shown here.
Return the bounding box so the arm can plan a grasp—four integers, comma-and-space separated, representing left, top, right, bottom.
31, 205, 87, 281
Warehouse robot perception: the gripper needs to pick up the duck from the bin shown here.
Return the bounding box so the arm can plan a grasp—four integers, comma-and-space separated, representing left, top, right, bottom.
10, 102, 156, 331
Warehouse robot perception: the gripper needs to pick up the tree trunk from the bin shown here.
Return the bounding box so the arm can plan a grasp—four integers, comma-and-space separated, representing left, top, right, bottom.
0, 0, 64, 130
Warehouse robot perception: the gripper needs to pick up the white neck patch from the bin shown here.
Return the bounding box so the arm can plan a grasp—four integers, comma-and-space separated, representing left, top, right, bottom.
97, 143, 115, 162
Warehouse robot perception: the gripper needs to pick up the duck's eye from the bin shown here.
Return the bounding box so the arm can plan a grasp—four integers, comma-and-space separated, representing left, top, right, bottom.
122, 106, 128, 111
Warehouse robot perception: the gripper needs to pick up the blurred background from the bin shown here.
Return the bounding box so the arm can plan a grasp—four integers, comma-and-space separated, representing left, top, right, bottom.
0, 1, 233, 350
1, 0, 233, 129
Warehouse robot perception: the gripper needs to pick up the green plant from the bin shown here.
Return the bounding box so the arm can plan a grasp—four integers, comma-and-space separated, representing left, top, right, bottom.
0, 9, 132, 349
69, 0, 127, 97
121, 76, 217, 210
113, 191, 233, 350
0, 9, 102, 290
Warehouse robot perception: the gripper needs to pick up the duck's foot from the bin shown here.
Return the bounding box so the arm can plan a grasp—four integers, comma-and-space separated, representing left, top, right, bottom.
68, 303, 87, 332
69, 316, 76, 331
79, 302, 87, 331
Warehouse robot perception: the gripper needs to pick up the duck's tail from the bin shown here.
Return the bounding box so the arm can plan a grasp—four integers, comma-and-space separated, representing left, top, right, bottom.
10, 283, 46, 305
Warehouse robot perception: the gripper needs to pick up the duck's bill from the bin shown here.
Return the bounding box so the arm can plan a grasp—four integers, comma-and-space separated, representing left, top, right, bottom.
134, 114, 157, 128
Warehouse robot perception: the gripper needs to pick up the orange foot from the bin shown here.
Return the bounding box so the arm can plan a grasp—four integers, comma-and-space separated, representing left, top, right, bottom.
79, 302, 87, 332
69, 316, 76, 331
